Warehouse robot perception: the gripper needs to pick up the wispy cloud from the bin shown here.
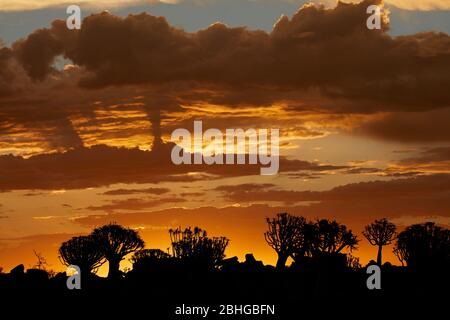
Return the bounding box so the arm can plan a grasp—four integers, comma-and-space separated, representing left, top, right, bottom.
0, 1, 179, 12
386, 0, 450, 11
2, 1, 449, 12
326, 0, 450, 11
32, 215, 60, 220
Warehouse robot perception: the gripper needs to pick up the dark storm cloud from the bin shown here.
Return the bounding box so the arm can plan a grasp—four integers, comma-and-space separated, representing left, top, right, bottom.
359, 107, 450, 142
9, 0, 450, 111
0, 46, 14, 97
12, 28, 63, 81
399, 146, 450, 164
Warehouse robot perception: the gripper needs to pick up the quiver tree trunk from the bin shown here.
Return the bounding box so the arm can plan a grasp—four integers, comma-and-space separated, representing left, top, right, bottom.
108, 258, 121, 279
276, 253, 288, 270
377, 245, 382, 266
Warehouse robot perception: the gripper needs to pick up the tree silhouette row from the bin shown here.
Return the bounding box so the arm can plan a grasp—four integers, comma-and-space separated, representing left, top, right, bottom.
59, 224, 230, 277
59, 223, 144, 278
55, 215, 450, 278
264, 213, 449, 271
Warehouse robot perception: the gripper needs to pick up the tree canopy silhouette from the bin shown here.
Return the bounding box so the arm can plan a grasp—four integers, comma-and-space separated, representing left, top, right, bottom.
363, 218, 396, 266
58, 235, 104, 275
394, 222, 449, 270
264, 213, 307, 269
290, 221, 318, 265
309, 219, 358, 257
169, 227, 229, 271
92, 223, 144, 279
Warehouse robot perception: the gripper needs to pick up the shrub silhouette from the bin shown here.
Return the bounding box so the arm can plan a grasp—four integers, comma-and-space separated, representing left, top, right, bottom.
32, 250, 48, 270
169, 227, 229, 271
346, 253, 362, 271
309, 219, 358, 257
264, 213, 306, 269
92, 223, 144, 279
58, 235, 104, 275
363, 218, 396, 266
131, 249, 172, 272
394, 222, 449, 271
132, 249, 171, 263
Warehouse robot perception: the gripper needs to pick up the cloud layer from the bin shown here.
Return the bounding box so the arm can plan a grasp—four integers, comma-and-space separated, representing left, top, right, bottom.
387, 0, 450, 11
0, 1, 178, 12
0, 143, 351, 191
216, 174, 450, 219
1, 0, 449, 152
7, 0, 450, 111
2, 1, 449, 12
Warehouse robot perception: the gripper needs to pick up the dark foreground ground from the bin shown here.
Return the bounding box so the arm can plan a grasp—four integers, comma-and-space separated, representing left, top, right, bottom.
0, 257, 448, 318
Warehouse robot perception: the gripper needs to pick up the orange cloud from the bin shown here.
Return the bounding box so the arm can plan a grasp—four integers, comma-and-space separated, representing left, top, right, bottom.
0, 143, 349, 191
215, 174, 450, 220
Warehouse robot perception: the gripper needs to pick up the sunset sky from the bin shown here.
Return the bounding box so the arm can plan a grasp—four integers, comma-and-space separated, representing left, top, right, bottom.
0, 0, 449, 276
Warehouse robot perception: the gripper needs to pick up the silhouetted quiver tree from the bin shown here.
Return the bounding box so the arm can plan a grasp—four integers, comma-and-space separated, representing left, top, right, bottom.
264, 213, 307, 269
290, 221, 317, 265
309, 219, 358, 258
169, 227, 229, 271
363, 218, 396, 266
59, 235, 104, 275
92, 223, 145, 279
393, 238, 408, 267
394, 222, 449, 271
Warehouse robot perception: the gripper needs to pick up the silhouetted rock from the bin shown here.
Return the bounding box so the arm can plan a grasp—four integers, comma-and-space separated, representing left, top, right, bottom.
366, 260, 377, 267
221, 256, 239, 272
26, 268, 49, 288
10, 264, 24, 275
245, 254, 257, 264
27, 268, 49, 280
244, 254, 264, 269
